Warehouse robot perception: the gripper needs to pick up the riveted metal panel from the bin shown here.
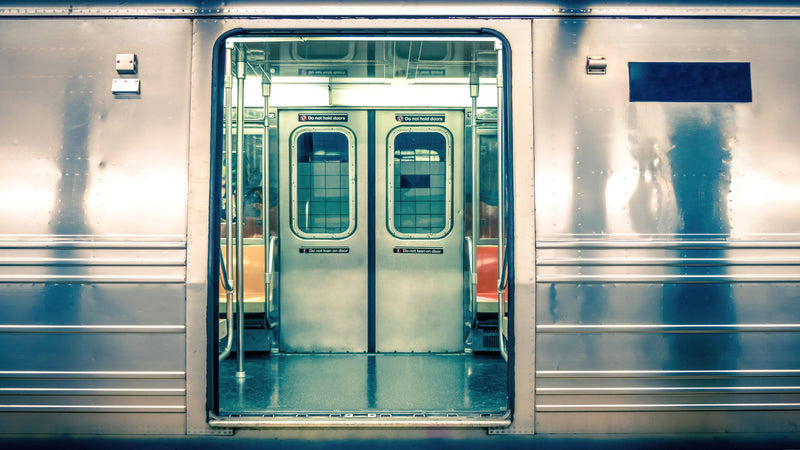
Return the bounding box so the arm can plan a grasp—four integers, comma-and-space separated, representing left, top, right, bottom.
0, 18, 192, 434
533, 17, 800, 433
1, 2, 800, 19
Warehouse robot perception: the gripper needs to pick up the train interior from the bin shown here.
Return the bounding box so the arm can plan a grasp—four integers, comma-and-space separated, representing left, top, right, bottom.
213, 35, 509, 424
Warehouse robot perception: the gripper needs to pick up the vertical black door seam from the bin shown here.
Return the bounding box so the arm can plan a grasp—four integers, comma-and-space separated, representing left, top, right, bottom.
367, 110, 376, 354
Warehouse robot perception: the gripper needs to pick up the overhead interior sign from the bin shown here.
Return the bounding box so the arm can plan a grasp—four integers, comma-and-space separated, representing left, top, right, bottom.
299, 69, 348, 77
393, 247, 444, 255
395, 114, 445, 123
300, 247, 350, 254
415, 69, 446, 77
299, 113, 348, 122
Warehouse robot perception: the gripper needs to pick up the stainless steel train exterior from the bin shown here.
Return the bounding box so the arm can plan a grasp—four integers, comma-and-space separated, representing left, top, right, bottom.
1, 0, 800, 439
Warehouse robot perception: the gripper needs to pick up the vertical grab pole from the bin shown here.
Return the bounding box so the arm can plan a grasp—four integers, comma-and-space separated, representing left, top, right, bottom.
469, 54, 480, 329
219, 41, 235, 362
235, 46, 247, 378
496, 43, 508, 362
261, 67, 272, 318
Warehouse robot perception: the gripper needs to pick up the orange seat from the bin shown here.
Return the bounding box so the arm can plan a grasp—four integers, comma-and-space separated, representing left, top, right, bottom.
476, 245, 499, 312
219, 245, 266, 313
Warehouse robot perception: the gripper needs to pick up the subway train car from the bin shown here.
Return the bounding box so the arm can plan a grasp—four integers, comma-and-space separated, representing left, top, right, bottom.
1, 0, 800, 443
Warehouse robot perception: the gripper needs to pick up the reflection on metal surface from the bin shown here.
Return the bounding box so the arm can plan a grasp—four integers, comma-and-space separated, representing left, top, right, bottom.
0, 18, 190, 434
534, 17, 800, 432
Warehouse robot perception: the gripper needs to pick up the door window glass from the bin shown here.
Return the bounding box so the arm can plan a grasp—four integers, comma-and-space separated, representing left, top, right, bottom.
292, 130, 355, 237
388, 129, 451, 237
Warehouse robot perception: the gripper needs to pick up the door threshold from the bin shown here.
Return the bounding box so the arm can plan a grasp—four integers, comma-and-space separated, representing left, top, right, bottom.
208, 411, 511, 428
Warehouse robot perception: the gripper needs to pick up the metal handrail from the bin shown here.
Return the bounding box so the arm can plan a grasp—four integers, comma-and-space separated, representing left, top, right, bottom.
265, 235, 278, 328
234, 46, 246, 378
465, 236, 476, 328
218, 253, 235, 362
497, 243, 509, 361
496, 45, 508, 363
469, 57, 480, 331
219, 42, 235, 363
261, 66, 272, 329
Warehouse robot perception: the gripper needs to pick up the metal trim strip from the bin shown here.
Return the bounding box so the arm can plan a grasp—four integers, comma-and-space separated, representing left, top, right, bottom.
0, 388, 186, 396
0, 275, 186, 284
1, 5, 800, 18
536, 324, 800, 333
536, 274, 800, 283
0, 371, 186, 379
0, 405, 186, 412
536, 240, 800, 250
0, 236, 186, 249
0, 325, 186, 333
536, 386, 800, 395
208, 412, 511, 428
0, 258, 186, 267
537, 257, 800, 267
537, 370, 800, 378
536, 403, 800, 411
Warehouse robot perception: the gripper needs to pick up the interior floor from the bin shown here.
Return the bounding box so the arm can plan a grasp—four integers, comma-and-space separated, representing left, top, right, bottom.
218, 353, 508, 415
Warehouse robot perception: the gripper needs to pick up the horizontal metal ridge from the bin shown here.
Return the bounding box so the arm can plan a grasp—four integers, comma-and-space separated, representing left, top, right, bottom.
0, 388, 186, 396
0, 404, 185, 413
536, 402, 800, 412
537, 240, 800, 250
0, 325, 186, 334
0, 371, 186, 379
537, 370, 800, 378
537, 274, 800, 283
0, 274, 185, 284
537, 386, 800, 395
0, 258, 185, 267
0, 235, 186, 250
537, 257, 800, 267
537, 324, 800, 333
208, 412, 511, 428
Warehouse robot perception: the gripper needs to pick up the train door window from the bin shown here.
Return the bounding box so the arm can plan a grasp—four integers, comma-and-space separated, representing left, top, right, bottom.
291, 128, 356, 238
388, 128, 452, 237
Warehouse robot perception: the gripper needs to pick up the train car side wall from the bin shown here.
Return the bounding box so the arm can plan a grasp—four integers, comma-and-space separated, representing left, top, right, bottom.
533, 17, 800, 433
0, 19, 193, 434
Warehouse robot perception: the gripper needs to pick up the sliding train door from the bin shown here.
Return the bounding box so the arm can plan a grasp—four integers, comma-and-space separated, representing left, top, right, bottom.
375, 110, 465, 352
278, 110, 369, 352
278, 109, 464, 353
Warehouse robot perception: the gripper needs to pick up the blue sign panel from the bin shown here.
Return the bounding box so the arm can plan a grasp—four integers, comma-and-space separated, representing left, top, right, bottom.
629, 62, 752, 103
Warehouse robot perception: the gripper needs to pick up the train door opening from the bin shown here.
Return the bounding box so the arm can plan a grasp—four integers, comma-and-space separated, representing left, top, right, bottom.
211, 34, 510, 425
